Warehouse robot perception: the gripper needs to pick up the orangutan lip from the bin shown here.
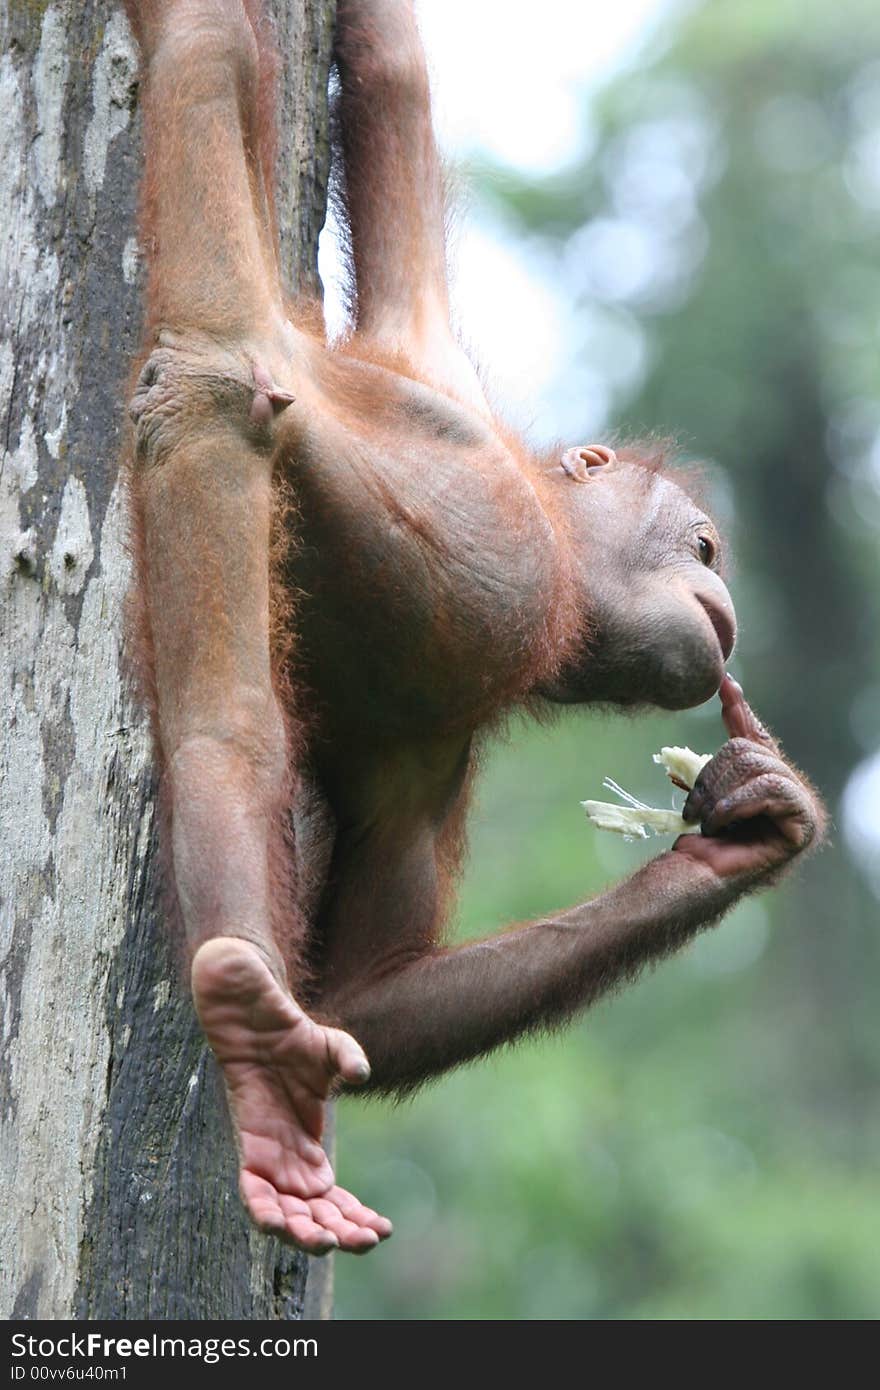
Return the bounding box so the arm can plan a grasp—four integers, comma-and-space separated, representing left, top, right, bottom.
697, 596, 736, 661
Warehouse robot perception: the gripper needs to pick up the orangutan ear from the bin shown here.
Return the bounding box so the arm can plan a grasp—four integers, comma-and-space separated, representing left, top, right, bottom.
560, 444, 619, 482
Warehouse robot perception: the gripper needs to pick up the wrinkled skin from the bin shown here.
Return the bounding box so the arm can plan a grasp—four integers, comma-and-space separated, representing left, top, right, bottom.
125, 0, 825, 1254
538, 456, 736, 709
677, 675, 823, 880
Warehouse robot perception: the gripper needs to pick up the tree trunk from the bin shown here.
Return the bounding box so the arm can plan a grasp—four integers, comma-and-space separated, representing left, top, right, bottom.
0, 0, 336, 1321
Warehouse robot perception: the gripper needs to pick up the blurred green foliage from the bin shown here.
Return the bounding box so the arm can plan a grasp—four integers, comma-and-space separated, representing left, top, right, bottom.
335, 0, 880, 1319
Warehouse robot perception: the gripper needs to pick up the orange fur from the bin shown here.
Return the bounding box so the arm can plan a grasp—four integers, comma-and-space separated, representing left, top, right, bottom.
119, 4, 806, 1110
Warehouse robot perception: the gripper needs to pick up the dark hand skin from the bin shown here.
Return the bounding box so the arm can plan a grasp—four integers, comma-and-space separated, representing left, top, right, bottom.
125, 0, 826, 1253
677, 675, 825, 882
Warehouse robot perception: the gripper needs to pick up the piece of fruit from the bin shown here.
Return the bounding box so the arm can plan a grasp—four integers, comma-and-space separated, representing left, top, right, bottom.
581, 746, 712, 840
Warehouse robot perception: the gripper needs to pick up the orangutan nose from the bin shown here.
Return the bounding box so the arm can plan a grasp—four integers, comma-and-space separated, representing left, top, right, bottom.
697, 592, 737, 661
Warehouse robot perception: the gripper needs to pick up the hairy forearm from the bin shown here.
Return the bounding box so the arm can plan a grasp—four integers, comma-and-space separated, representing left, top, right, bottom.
335, 0, 425, 67
167, 735, 289, 971
329, 851, 742, 1093
328, 682, 825, 1095
333, 0, 448, 336
132, 354, 293, 979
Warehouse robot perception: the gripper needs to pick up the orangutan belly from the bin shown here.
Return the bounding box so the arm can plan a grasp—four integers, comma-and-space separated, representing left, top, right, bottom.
279, 372, 564, 738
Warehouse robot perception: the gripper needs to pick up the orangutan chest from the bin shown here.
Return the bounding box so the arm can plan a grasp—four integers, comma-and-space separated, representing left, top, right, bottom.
283, 421, 559, 733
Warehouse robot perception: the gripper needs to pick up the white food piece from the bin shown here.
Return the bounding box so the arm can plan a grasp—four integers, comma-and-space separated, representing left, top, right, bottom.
652, 745, 712, 790
581, 746, 713, 840
580, 801, 699, 839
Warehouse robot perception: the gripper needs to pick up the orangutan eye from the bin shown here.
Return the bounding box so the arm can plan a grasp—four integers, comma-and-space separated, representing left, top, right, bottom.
697, 535, 717, 567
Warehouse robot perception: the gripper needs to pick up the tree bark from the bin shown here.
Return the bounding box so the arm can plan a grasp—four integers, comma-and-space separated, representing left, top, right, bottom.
0, 0, 336, 1321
